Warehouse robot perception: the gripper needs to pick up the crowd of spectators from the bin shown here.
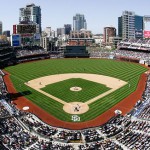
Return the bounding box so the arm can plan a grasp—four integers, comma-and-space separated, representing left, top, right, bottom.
29, 140, 75, 150
118, 39, 150, 50
15, 46, 48, 58
20, 113, 58, 138
0, 71, 11, 118
114, 49, 150, 61
14, 46, 50, 63
0, 101, 10, 118
0, 73, 8, 100
55, 130, 82, 143
78, 139, 123, 150
82, 129, 103, 143
1, 117, 39, 150
127, 119, 150, 133
16, 49, 48, 58
89, 49, 112, 58
99, 115, 124, 138
90, 48, 150, 63
137, 105, 150, 120
115, 129, 150, 149
132, 75, 150, 121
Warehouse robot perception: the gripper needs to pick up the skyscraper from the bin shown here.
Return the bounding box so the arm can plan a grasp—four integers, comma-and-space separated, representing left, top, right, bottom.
118, 11, 144, 39
118, 11, 135, 39
57, 28, 65, 37
135, 15, 143, 31
122, 11, 135, 39
64, 24, 72, 35
0, 21, 2, 35
19, 3, 41, 33
135, 15, 143, 39
73, 14, 87, 31
44, 27, 51, 37
118, 16, 122, 37
3, 30, 10, 37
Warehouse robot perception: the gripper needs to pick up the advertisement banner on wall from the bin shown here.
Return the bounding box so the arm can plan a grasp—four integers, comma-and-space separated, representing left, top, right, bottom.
12, 34, 21, 46
144, 31, 150, 38
135, 30, 143, 38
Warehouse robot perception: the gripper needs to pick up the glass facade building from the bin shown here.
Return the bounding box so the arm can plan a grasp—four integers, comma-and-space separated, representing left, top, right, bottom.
118, 11, 144, 39
64, 24, 72, 35
118, 16, 122, 38
19, 3, 41, 33
73, 14, 87, 31
135, 15, 143, 31
135, 15, 143, 39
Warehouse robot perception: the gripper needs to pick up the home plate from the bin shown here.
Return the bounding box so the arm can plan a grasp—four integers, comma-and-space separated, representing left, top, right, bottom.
63, 102, 89, 114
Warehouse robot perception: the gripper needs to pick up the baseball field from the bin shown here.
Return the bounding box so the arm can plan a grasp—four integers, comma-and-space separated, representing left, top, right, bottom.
4, 59, 148, 122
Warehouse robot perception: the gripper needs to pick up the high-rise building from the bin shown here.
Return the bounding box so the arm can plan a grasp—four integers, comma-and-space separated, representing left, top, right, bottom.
118, 16, 122, 37
118, 11, 144, 39
135, 15, 143, 39
118, 11, 135, 39
44, 27, 51, 37
103, 27, 116, 45
64, 24, 71, 35
19, 3, 41, 33
57, 28, 65, 37
135, 15, 143, 30
73, 14, 87, 31
3, 30, 10, 37
122, 11, 135, 39
0, 21, 2, 35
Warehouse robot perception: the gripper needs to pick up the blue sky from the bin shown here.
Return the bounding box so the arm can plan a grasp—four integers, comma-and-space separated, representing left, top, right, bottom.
1, 0, 150, 34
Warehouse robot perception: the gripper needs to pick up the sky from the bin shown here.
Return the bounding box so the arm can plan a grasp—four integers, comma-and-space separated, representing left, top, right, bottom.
1, 0, 150, 34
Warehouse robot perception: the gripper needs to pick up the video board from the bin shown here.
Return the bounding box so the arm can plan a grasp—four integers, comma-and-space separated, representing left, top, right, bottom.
17, 24, 36, 34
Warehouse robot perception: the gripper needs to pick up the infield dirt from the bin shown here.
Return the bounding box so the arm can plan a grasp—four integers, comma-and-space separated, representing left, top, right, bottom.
25, 73, 127, 114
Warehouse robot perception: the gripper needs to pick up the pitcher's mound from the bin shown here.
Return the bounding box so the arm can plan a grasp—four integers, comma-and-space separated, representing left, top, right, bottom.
70, 86, 82, 91
63, 102, 89, 114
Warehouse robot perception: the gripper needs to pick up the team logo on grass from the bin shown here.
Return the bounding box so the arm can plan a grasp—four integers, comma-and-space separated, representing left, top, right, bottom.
72, 115, 80, 122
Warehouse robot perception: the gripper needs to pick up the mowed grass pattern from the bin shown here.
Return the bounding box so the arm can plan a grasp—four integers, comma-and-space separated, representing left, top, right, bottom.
41, 78, 110, 103
5, 59, 148, 122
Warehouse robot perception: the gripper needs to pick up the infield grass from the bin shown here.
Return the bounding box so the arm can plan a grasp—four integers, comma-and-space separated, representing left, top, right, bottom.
4, 59, 148, 122
41, 78, 110, 103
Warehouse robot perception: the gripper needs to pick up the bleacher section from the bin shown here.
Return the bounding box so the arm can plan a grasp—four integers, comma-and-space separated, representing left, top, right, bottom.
0, 40, 15, 68
118, 39, 150, 51
14, 46, 50, 62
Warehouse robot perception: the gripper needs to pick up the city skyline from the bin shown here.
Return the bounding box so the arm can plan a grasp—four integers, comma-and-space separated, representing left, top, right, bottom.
1, 0, 150, 34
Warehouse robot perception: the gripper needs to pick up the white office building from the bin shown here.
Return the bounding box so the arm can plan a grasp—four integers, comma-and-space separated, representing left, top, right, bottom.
122, 11, 135, 39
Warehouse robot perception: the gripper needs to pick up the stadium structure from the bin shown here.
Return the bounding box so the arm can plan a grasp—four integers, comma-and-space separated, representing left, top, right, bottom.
118, 39, 150, 51
0, 39, 150, 150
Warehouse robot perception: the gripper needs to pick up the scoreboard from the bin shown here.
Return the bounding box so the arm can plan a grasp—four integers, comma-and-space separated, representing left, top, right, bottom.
13, 24, 36, 34
17, 24, 36, 34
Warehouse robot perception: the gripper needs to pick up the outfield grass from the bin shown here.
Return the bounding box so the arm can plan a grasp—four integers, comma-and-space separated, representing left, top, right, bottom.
5, 59, 148, 122
41, 78, 110, 103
